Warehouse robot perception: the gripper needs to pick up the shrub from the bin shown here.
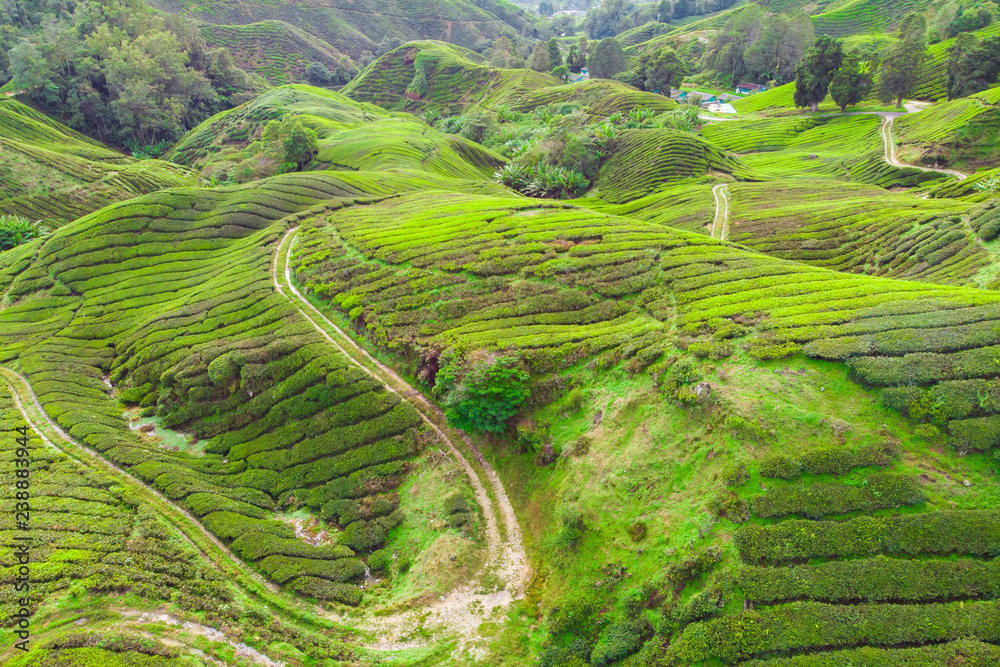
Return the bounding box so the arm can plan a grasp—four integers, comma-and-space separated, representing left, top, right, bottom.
740, 639, 1000, 667
949, 415, 1000, 452
288, 576, 363, 605
627, 521, 647, 542
735, 510, 1000, 565
442, 356, 530, 434
738, 555, 1000, 604
758, 453, 802, 479
444, 493, 470, 515
690, 340, 734, 360
750, 472, 925, 519
748, 341, 802, 360
338, 520, 387, 552
722, 462, 750, 487
590, 618, 652, 665
674, 600, 1000, 663
0, 214, 48, 251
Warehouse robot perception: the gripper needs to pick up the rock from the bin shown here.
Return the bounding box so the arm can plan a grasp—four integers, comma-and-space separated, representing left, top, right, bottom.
694, 382, 712, 402
450, 554, 457, 561
963, 479, 971, 487
593, 410, 603, 425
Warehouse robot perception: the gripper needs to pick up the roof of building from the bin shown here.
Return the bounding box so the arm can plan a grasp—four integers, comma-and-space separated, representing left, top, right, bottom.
736, 82, 764, 91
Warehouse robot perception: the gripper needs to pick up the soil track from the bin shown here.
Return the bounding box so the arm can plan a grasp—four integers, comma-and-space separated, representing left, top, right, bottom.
273, 227, 530, 657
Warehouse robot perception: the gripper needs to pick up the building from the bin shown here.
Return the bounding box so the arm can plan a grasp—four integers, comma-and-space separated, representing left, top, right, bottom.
678, 90, 717, 105
735, 82, 765, 95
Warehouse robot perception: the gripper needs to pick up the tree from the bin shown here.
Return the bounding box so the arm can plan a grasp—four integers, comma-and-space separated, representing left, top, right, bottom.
673, 0, 691, 19
657, 0, 671, 22
947, 33, 1000, 100
538, 1, 555, 16
8, 40, 50, 92
793, 34, 843, 112
490, 36, 519, 68
588, 37, 626, 78
644, 46, 685, 95
548, 37, 563, 69
442, 357, 530, 434
578, 36, 589, 61
553, 64, 570, 82
567, 45, 586, 72
829, 51, 876, 111
262, 116, 319, 171
878, 13, 928, 108
305, 61, 332, 85
584, 0, 632, 39
530, 42, 550, 71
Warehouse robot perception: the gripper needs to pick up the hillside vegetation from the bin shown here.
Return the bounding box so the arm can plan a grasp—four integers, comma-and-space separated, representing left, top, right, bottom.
4, 0, 1000, 659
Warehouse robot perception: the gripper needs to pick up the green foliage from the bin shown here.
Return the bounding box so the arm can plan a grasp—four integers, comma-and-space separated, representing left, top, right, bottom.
735, 510, 1000, 566
588, 38, 626, 79
590, 618, 651, 665
829, 52, 876, 111
738, 555, 1000, 604
675, 599, 1000, 663
750, 472, 926, 519
0, 214, 47, 251
759, 442, 899, 479
879, 13, 929, 107
644, 47, 685, 95
441, 355, 530, 434
794, 35, 844, 112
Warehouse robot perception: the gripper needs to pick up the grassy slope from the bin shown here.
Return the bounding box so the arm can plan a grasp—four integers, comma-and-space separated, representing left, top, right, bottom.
168, 84, 505, 182
288, 190, 1000, 665
343, 41, 559, 114
150, 0, 532, 59
894, 87, 1000, 171
200, 20, 353, 84
0, 99, 196, 227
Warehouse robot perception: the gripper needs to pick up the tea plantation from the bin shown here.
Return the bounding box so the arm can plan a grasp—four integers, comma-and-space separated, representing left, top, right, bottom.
3, 7, 1000, 664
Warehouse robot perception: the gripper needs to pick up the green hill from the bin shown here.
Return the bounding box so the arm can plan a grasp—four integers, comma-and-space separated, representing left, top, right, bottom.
0, 99, 196, 227
151, 0, 536, 60
894, 87, 1000, 171
343, 41, 559, 114
167, 84, 504, 182
199, 20, 357, 84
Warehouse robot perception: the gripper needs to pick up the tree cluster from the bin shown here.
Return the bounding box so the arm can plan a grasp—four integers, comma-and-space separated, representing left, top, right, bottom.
947, 32, 1000, 100
1, 0, 262, 148
793, 14, 935, 111
704, 4, 814, 86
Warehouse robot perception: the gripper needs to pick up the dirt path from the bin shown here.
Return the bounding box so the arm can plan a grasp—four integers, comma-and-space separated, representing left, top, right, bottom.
0, 368, 285, 592
881, 114, 967, 181
273, 228, 529, 657
711, 183, 730, 240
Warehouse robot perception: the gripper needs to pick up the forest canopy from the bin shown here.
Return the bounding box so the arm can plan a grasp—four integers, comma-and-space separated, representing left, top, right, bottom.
0, 0, 263, 149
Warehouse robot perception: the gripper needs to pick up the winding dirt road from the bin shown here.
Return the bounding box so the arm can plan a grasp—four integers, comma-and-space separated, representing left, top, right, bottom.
273, 227, 529, 657
711, 183, 730, 240
881, 112, 967, 181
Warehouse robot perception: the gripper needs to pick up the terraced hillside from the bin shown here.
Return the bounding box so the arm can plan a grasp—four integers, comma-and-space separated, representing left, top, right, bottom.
6, 28, 1000, 667
893, 88, 1000, 171
199, 20, 356, 84
342, 41, 558, 114
167, 84, 505, 183
0, 173, 499, 616
0, 99, 197, 227
151, 0, 534, 63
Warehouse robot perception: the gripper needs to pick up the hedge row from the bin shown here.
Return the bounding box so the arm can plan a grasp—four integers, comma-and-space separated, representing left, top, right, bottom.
230, 531, 354, 561
750, 473, 925, 519
674, 600, 1000, 663
735, 510, 1000, 565
257, 555, 365, 584
288, 576, 363, 606
738, 555, 1000, 604
740, 639, 1000, 667
758, 442, 898, 480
